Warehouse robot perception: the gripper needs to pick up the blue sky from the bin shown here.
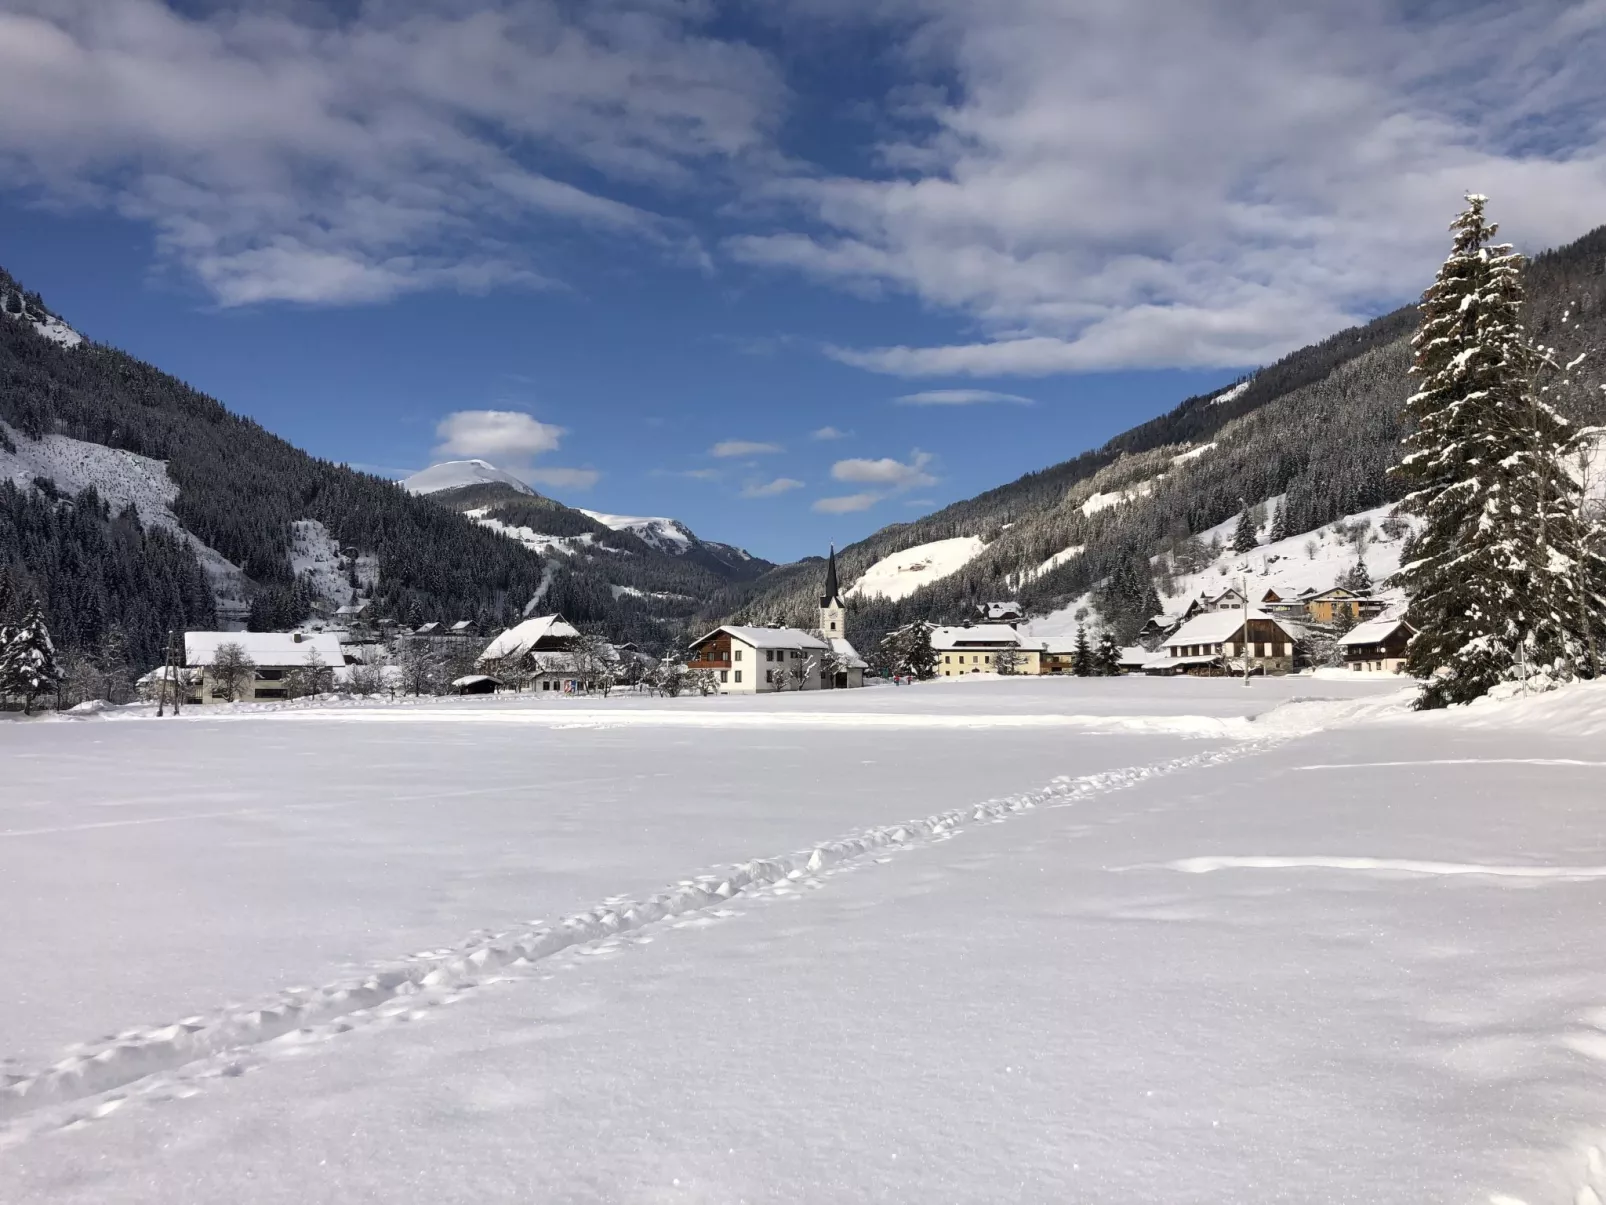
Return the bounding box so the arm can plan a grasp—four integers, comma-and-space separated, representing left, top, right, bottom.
4, 1, 1606, 562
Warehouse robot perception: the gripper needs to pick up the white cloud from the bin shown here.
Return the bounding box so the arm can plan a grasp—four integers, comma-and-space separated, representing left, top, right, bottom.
523, 466, 600, 491
830, 450, 936, 490
734, 1, 1606, 374
434, 410, 564, 460
893, 389, 1033, 406
740, 476, 804, 498
810, 425, 849, 440
710, 439, 783, 457
0, 0, 784, 305
813, 492, 882, 514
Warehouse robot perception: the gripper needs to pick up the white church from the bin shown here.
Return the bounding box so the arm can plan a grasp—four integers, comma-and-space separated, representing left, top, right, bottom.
686, 548, 868, 692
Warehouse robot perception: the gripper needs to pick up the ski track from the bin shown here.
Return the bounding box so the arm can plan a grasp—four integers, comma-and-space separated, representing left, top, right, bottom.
1162, 855, 1606, 880
0, 738, 1282, 1150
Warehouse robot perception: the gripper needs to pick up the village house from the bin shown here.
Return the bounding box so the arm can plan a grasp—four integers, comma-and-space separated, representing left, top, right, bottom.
1337, 616, 1415, 674
1302, 587, 1387, 625
687, 625, 834, 691
686, 550, 867, 693
1026, 634, 1080, 674
183, 631, 347, 703
476, 614, 586, 692
931, 624, 1035, 676
1144, 609, 1302, 676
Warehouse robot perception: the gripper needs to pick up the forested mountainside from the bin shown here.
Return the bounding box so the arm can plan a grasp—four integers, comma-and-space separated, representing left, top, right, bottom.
721, 222, 1606, 653
0, 265, 551, 657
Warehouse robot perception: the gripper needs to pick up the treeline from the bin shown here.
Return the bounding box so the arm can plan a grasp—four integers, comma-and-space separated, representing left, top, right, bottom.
0, 480, 215, 667
1, 266, 548, 654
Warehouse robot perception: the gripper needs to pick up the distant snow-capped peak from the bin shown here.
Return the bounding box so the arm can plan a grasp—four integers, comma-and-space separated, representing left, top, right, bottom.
579, 510, 695, 551
401, 460, 536, 496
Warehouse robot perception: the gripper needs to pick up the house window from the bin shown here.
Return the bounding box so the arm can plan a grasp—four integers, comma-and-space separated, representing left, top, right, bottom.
765, 669, 773, 683
719, 669, 728, 683
766, 650, 774, 662
944, 655, 951, 663
734, 670, 742, 683
255, 688, 286, 699
735, 649, 742, 661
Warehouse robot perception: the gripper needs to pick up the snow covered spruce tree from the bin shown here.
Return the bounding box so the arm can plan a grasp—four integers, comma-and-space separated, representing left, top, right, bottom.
0, 598, 63, 714
1071, 625, 1093, 676
1393, 194, 1605, 706
1095, 630, 1123, 676
1231, 505, 1259, 553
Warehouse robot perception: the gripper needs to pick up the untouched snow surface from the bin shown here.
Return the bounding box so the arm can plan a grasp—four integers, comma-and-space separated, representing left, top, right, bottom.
401, 460, 535, 495
8, 677, 1606, 1203
844, 535, 988, 601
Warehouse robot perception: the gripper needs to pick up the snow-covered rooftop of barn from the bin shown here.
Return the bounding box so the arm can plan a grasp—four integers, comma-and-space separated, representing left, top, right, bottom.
1337, 616, 1412, 647
479, 615, 580, 662
184, 632, 344, 667
1165, 609, 1295, 647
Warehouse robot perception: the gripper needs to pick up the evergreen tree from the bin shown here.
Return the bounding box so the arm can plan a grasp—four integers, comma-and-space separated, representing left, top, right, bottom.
1392, 194, 1604, 705
1267, 502, 1290, 544
1095, 630, 1123, 676
1231, 505, 1258, 553
0, 597, 63, 713
1338, 558, 1372, 594
1071, 625, 1093, 676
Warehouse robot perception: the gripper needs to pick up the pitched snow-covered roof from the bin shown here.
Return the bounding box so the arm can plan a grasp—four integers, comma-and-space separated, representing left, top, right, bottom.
930, 624, 1022, 650
451, 675, 502, 688
1337, 616, 1414, 647
184, 631, 344, 667
697, 625, 830, 651
1118, 645, 1156, 666
1143, 654, 1221, 670
1027, 635, 1082, 655
1165, 609, 1297, 648
479, 614, 580, 662
828, 637, 868, 669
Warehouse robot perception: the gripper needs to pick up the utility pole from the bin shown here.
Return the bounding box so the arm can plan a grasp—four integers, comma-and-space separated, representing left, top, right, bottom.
173, 629, 183, 716
157, 630, 172, 717
1241, 573, 1252, 687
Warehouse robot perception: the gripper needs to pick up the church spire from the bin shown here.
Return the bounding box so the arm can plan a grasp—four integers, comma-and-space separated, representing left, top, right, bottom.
821, 544, 843, 607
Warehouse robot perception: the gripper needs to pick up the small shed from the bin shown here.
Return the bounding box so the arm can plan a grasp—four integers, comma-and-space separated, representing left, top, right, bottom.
450, 674, 503, 695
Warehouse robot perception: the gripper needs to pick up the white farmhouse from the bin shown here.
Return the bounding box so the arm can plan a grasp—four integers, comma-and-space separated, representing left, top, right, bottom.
687, 548, 867, 693
183, 631, 346, 703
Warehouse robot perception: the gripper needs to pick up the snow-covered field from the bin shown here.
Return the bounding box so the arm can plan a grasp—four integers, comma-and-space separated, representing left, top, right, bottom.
6, 677, 1606, 1203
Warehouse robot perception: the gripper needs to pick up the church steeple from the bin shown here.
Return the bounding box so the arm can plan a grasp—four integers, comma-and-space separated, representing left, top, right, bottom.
821, 544, 844, 608
820, 545, 846, 637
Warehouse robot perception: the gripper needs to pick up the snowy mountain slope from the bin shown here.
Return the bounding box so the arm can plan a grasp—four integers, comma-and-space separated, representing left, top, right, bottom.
1, 281, 82, 348
401, 460, 535, 496
1, 420, 251, 619
580, 509, 695, 552
1028, 501, 1419, 638
579, 508, 762, 573
844, 536, 990, 602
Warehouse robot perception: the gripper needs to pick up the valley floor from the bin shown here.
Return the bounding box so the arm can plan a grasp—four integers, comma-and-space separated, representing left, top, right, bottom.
3, 677, 1605, 1202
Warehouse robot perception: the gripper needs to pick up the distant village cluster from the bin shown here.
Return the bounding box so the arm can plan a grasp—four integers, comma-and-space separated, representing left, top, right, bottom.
0, 543, 1415, 715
